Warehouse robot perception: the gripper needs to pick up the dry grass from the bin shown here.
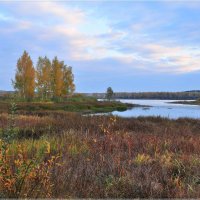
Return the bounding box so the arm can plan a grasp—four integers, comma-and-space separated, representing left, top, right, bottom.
0, 111, 200, 198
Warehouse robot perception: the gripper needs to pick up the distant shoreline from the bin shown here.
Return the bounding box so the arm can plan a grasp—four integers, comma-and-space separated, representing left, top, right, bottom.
169, 100, 200, 106
1, 90, 200, 100
82, 91, 200, 100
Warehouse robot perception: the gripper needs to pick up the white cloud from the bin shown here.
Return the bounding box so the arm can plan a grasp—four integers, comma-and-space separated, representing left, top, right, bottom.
1, 1, 200, 75
137, 43, 200, 73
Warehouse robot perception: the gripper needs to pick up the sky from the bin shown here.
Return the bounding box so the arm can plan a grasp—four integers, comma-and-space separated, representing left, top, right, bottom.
1, 0, 200, 92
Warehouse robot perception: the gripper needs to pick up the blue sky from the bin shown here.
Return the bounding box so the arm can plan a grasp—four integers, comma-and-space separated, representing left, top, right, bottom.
1, 1, 200, 92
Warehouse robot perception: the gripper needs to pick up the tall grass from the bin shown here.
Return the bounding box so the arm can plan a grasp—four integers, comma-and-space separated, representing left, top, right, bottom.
0, 104, 60, 198
0, 109, 200, 198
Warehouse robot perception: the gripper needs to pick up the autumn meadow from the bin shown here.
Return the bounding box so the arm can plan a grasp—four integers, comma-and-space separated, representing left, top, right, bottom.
0, 51, 199, 198
1, 1, 200, 199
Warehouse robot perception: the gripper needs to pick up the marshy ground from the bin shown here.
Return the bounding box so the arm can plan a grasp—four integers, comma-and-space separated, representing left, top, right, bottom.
0, 106, 200, 198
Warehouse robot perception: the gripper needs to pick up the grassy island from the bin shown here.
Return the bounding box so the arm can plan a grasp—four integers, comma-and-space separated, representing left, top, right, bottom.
0, 95, 134, 114
170, 99, 200, 106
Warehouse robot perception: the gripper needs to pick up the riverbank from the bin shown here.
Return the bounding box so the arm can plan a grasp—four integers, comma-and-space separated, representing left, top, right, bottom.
0, 96, 135, 114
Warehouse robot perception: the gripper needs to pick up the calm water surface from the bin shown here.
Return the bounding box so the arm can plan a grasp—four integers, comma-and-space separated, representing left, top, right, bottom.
111, 99, 200, 119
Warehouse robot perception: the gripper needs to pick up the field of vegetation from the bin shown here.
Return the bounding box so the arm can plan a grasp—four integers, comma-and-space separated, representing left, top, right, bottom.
0, 51, 199, 198
0, 97, 133, 115
0, 102, 200, 198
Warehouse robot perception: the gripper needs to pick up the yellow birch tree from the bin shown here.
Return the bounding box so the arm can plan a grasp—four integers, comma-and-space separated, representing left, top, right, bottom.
13, 51, 35, 100
36, 56, 52, 99
62, 65, 75, 96
51, 57, 63, 98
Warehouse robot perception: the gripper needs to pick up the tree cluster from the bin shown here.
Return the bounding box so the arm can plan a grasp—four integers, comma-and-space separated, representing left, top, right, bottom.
111, 92, 200, 100
13, 51, 75, 100
88, 91, 200, 100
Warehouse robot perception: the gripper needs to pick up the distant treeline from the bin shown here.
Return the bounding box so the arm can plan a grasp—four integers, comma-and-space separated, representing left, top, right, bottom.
84, 91, 200, 100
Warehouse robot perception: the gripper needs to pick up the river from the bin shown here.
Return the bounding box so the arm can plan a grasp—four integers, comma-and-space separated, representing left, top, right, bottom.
110, 99, 200, 119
